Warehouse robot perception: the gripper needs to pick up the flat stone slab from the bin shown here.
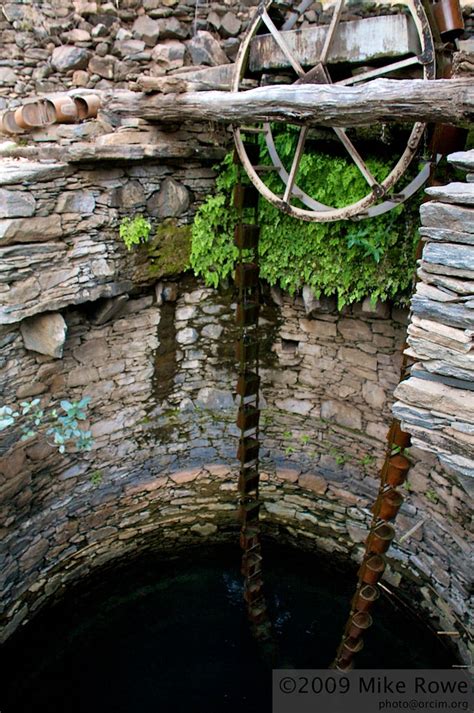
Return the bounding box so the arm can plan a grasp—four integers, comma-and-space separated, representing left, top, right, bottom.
420, 202, 474, 233
425, 182, 474, 206
0, 160, 70, 186
411, 295, 474, 330
417, 268, 474, 296
395, 376, 474, 423
447, 149, 474, 172
423, 243, 474, 271
419, 227, 474, 245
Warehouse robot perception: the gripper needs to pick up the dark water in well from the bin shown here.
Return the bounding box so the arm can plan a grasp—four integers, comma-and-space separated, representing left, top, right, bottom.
0, 543, 456, 713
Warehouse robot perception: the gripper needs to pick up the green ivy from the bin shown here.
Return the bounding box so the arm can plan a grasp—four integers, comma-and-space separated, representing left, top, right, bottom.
119, 215, 151, 251
191, 129, 422, 308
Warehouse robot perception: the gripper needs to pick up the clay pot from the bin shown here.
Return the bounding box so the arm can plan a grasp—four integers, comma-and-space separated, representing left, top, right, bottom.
347, 611, 373, 639
378, 488, 403, 521
13, 107, 30, 130
432, 0, 464, 39
73, 94, 100, 120
388, 421, 411, 450
1, 110, 24, 134
359, 554, 386, 585
353, 584, 380, 612
386, 454, 410, 486
368, 523, 395, 554
338, 636, 364, 667
18, 101, 55, 128
45, 96, 78, 124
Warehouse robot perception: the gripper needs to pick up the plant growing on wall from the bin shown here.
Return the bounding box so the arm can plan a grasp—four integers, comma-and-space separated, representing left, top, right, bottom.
0, 397, 93, 454
191, 128, 422, 308
119, 215, 152, 251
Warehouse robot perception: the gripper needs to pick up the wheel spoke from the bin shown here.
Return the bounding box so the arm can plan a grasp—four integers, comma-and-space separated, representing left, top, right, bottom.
320, 0, 344, 65
336, 56, 422, 86
283, 126, 309, 204
333, 127, 382, 192
261, 8, 305, 77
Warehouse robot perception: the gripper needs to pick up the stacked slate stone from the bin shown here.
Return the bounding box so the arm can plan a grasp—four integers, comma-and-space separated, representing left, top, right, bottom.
393, 149, 474, 494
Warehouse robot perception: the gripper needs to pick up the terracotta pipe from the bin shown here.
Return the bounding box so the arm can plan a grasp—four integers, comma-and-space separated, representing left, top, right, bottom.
378, 489, 404, 521
73, 94, 101, 120
386, 454, 410, 487
45, 96, 78, 124
368, 523, 395, 554
353, 584, 380, 612
347, 611, 373, 639
358, 554, 386, 585
1, 110, 24, 134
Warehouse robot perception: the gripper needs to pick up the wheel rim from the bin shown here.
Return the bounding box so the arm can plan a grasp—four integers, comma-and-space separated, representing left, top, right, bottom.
232, 0, 437, 222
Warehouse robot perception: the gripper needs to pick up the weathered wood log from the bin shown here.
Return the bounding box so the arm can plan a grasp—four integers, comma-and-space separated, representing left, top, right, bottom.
107, 79, 474, 128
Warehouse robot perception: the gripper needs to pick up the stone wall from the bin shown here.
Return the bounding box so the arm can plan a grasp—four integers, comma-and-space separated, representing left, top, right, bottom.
0, 0, 472, 669
0, 274, 472, 662
1, 0, 473, 107
0, 157, 219, 324
0, 1, 453, 98
394, 151, 474, 495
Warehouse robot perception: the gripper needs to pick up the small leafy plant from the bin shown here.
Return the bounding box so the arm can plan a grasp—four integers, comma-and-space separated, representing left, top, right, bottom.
119, 215, 151, 251
0, 397, 93, 454
425, 488, 439, 504
90, 469, 103, 486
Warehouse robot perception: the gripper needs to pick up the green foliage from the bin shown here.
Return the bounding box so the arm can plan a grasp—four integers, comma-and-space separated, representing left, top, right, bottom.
147, 219, 191, 278
119, 215, 151, 251
90, 469, 103, 486
0, 397, 93, 454
191, 132, 422, 307
425, 488, 439, 504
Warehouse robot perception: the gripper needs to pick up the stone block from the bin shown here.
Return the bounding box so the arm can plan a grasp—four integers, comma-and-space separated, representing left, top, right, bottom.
300, 318, 337, 338
170, 468, 201, 484
88, 55, 116, 79
0, 216, 62, 245
176, 327, 198, 345
20, 312, 67, 358
338, 317, 372, 342
425, 182, 474, 206
276, 467, 300, 482
362, 381, 386, 410
186, 31, 229, 66
196, 387, 234, 410
275, 398, 312, 416
51, 45, 91, 72
132, 15, 160, 46
68, 366, 99, 387
321, 399, 362, 430
147, 178, 189, 218
151, 40, 185, 70
56, 191, 96, 215
0, 189, 36, 219
298, 473, 328, 494
220, 11, 242, 37
73, 338, 109, 364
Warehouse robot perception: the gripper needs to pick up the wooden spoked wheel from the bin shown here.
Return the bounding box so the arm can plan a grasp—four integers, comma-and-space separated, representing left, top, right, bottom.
232, 0, 437, 222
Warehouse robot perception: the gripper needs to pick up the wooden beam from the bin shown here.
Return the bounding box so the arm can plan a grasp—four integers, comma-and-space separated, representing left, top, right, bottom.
106, 79, 474, 128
